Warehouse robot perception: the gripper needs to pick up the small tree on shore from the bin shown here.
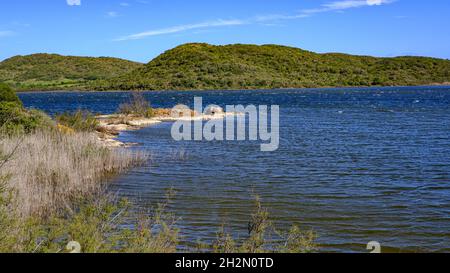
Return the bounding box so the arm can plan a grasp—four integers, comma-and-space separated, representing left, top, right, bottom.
0, 83, 22, 106
118, 92, 154, 118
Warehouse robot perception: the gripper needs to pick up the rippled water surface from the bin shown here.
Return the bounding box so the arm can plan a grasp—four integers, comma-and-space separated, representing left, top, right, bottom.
19, 86, 450, 252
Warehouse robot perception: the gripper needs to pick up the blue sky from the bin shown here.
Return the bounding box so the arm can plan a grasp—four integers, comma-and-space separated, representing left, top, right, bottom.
0, 0, 449, 63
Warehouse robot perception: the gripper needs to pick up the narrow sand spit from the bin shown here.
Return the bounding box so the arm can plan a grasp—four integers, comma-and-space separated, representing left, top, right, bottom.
95, 111, 240, 148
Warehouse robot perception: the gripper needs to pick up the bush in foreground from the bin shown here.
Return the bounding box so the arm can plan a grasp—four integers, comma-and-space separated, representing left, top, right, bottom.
0, 102, 54, 135
0, 188, 179, 253
207, 196, 317, 253
0, 83, 54, 135
0, 83, 22, 105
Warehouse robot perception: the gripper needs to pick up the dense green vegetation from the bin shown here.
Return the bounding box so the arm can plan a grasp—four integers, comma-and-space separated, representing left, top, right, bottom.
56, 110, 99, 132
0, 83, 23, 104
94, 43, 450, 91
2, 44, 448, 91
0, 54, 143, 91
0, 83, 53, 134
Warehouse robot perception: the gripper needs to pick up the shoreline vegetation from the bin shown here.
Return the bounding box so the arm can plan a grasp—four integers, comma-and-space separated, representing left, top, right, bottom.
14, 82, 450, 94
0, 84, 317, 253
94, 92, 239, 147
1, 43, 449, 92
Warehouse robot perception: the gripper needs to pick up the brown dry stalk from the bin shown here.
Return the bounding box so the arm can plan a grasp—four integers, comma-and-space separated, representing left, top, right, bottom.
0, 130, 146, 218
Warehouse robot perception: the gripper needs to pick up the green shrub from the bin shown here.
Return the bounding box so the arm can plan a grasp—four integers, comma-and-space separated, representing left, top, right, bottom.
208, 196, 318, 253
0, 84, 53, 135
0, 102, 54, 135
56, 110, 99, 132
27, 109, 55, 129
118, 92, 154, 118
0, 190, 179, 253
0, 83, 22, 106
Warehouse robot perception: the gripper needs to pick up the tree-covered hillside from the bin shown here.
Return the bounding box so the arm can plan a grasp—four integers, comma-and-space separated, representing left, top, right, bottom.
0, 54, 143, 91
94, 43, 450, 91
2, 44, 449, 91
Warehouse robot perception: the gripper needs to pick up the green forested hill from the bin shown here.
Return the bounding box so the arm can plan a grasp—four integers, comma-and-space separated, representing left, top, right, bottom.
0, 54, 143, 91
94, 43, 450, 91
2, 44, 449, 91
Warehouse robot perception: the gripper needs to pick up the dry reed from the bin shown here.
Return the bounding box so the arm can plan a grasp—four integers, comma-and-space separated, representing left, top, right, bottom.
0, 130, 146, 217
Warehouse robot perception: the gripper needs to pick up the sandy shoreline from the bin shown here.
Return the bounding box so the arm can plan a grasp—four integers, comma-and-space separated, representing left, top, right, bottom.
95, 111, 239, 148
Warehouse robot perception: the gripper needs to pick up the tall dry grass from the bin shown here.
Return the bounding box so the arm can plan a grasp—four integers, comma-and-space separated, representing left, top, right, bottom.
0, 130, 145, 217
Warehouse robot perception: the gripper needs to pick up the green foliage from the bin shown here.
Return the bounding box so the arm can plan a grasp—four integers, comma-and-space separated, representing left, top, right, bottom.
0, 83, 54, 135
278, 225, 317, 253
0, 101, 54, 135
0, 178, 318, 253
96, 43, 450, 91
0, 54, 143, 91
207, 196, 318, 253
3, 44, 449, 91
56, 110, 99, 132
118, 92, 154, 118
0, 83, 22, 105
0, 193, 179, 253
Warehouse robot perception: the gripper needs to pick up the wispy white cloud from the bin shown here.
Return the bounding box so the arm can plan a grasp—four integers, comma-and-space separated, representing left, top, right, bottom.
10, 21, 31, 27
115, 19, 245, 41
66, 0, 81, 6
120, 2, 130, 7
367, 0, 390, 6
0, 30, 15, 38
116, 0, 394, 41
107, 11, 119, 18
302, 0, 393, 14
253, 14, 310, 22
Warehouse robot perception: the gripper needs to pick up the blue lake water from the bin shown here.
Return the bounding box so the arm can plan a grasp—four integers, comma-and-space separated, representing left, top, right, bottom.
19, 86, 450, 253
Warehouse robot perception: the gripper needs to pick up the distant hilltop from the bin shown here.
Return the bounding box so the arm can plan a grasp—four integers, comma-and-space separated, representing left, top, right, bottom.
0, 54, 143, 91
2, 43, 449, 91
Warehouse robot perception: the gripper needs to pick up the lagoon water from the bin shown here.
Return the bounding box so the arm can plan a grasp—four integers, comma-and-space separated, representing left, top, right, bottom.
19, 86, 450, 253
